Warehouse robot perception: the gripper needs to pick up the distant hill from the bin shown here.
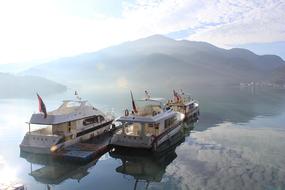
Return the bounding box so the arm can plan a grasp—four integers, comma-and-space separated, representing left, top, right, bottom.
22, 35, 285, 91
0, 73, 67, 98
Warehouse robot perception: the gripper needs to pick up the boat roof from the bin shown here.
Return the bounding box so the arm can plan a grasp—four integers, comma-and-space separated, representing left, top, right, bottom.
182, 99, 197, 106
116, 110, 176, 123
30, 100, 106, 125
137, 98, 166, 102
168, 99, 197, 107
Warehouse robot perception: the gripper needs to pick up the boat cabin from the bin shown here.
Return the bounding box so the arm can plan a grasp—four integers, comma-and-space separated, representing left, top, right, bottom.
167, 93, 199, 118
111, 98, 184, 149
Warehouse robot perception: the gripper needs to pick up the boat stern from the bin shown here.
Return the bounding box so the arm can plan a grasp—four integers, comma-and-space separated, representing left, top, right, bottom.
20, 132, 62, 154
110, 133, 153, 149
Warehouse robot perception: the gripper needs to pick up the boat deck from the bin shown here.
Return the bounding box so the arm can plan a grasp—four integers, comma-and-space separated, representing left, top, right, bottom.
52, 131, 113, 163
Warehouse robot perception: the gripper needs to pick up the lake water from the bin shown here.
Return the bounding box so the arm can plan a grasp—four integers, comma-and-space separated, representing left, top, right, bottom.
0, 87, 285, 190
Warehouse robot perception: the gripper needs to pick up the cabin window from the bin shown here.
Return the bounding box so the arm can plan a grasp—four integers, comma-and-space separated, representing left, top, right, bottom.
144, 123, 157, 136
98, 115, 104, 123
155, 124, 159, 130
124, 122, 142, 136
83, 116, 97, 126
164, 116, 176, 129
83, 115, 104, 126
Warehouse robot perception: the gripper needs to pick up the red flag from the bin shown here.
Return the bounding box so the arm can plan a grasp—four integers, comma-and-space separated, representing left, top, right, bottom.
130, 90, 138, 113
173, 90, 180, 101
37, 93, 47, 118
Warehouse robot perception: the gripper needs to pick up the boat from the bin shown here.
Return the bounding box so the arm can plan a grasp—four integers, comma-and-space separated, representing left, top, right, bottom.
20, 95, 114, 154
110, 91, 185, 150
167, 90, 199, 120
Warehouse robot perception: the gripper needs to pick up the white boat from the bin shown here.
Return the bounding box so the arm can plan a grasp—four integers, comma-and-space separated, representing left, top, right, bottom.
20, 99, 114, 154
110, 92, 185, 150
167, 90, 199, 119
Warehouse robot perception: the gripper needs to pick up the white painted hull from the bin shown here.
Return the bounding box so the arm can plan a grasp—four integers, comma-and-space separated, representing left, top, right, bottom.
111, 122, 183, 151
153, 122, 182, 149
111, 135, 153, 149
185, 107, 199, 118
20, 123, 112, 154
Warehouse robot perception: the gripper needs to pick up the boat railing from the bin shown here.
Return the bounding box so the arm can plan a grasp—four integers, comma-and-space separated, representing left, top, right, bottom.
29, 126, 54, 135
29, 131, 59, 137
114, 132, 152, 142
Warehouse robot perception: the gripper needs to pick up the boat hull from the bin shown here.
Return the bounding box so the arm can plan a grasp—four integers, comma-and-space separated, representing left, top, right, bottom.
20, 145, 52, 154
152, 121, 182, 151
185, 107, 199, 119
20, 121, 113, 154
110, 121, 183, 151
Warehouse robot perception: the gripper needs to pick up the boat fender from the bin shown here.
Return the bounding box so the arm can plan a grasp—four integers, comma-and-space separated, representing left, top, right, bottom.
125, 109, 129, 116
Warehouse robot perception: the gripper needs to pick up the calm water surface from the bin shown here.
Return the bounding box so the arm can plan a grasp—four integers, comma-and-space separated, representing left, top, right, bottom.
0, 87, 285, 190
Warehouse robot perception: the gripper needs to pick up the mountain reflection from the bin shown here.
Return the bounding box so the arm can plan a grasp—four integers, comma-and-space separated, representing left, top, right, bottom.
190, 87, 285, 131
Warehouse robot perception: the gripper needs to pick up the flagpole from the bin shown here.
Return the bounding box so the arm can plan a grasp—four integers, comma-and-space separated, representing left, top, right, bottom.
130, 90, 138, 113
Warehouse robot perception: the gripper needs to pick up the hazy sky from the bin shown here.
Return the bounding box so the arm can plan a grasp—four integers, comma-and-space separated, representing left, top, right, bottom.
0, 0, 284, 65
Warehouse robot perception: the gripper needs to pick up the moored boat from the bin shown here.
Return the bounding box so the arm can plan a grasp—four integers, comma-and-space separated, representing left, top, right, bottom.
167, 90, 199, 120
110, 91, 185, 150
20, 94, 114, 154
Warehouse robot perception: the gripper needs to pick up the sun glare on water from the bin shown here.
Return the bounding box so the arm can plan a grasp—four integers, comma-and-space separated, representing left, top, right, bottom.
0, 157, 19, 186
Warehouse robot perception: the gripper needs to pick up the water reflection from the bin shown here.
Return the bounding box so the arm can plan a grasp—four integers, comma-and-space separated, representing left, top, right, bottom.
191, 87, 285, 131
165, 123, 285, 190
1, 87, 285, 189
19, 120, 196, 189
109, 121, 195, 189
20, 152, 99, 185
0, 156, 19, 187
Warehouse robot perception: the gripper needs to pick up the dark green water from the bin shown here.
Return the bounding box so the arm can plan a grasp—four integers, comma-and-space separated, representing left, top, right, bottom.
0, 87, 285, 190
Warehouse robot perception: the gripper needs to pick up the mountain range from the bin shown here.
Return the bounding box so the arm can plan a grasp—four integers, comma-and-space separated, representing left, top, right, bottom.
0, 73, 66, 98
21, 35, 285, 92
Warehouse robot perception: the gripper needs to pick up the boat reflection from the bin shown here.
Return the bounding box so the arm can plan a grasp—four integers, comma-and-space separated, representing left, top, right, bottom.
20, 152, 99, 185
109, 119, 196, 189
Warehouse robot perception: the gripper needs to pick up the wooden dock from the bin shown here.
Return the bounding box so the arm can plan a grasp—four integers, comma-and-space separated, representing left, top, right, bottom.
52, 131, 113, 163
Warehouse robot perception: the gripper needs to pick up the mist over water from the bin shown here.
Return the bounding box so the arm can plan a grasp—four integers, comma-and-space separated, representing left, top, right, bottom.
0, 86, 285, 190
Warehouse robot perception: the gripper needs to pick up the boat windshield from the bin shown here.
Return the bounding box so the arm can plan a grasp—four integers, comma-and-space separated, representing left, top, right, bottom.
118, 122, 159, 136
182, 95, 192, 102
136, 99, 166, 108
50, 100, 86, 115
65, 101, 82, 108
134, 99, 165, 116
